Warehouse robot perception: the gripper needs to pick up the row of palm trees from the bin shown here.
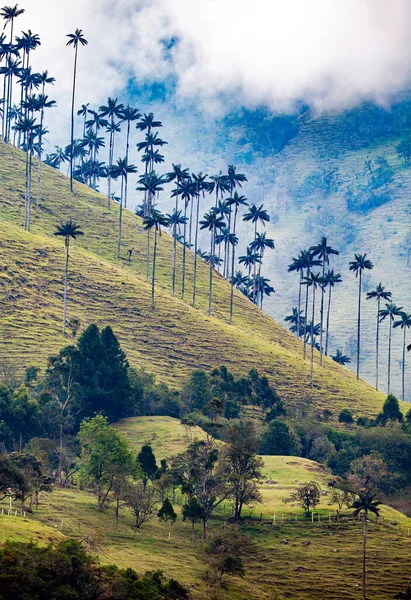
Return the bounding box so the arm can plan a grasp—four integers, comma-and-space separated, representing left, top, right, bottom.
286, 242, 411, 398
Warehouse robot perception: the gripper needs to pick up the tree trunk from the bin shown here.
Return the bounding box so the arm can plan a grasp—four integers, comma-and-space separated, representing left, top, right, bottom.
253, 221, 258, 304
376, 299, 380, 391
229, 205, 238, 322
303, 272, 310, 359
362, 513, 367, 600
37, 106, 44, 205
388, 318, 392, 394
27, 150, 32, 231
117, 176, 124, 259
356, 271, 362, 381
124, 120, 130, 208
107, 123, 114, 208
191, 520, 195, 542
182, 199, 188, 298
62, 239, 69, 335
151, 227, 157, 310
58, 419, 63, 486
203, 518, 207, 539
310, 286, 316, 385
69, 45, 78, 193
172, 194, 178, 296
319, 261, 325, 365
297, 271, 303, 338
402, 326, 406, 402
146, 227, 150, 282
115, 495, 120, 532
208, 228, 214, 316
192, 193, 200, 306
24, 147, 29, 230
325, 285, 332, 355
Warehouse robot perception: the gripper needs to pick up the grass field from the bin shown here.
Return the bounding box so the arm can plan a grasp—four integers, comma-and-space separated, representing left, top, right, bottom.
0, 140, 403, 421
1, 415, 411, 599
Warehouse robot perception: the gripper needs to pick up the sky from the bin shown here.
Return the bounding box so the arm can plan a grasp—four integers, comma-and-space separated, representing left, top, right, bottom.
16, 0, 411, 143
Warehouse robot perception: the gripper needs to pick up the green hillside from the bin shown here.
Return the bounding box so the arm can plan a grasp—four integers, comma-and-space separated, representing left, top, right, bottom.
2, 416, 411, 600
0, 140, 400, 418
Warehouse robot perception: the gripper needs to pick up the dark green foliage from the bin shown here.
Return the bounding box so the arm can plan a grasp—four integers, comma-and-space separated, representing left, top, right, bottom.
0, 539, 189, 599
181, 369, 212, 411
138, 445, 158, 487
259, 420, 300, 456
376, 394, 403, 425
157, 497, 177, 529
286, 481, 322, 515
0, 384, 40, 451
204, 527, 254, 584
339, 409, 354, 424
182, 496, 205, 532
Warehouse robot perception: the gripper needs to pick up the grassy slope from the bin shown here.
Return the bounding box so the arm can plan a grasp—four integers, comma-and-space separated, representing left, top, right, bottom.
2, 416, 411, 600
0, 140, 402, 419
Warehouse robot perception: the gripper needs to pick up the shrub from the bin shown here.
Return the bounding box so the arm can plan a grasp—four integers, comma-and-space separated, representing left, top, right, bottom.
339, 409, 354, 424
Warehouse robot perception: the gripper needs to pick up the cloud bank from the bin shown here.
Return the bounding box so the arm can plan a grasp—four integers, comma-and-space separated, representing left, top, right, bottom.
19, 0, 411, 124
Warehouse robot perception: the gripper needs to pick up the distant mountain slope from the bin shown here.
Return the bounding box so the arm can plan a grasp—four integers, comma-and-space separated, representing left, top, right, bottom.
0, 140, 398, 418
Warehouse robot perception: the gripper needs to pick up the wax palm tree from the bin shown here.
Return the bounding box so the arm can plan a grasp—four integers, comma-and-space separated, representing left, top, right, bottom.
54, 220, 84, 334
143, 210, 168, 309
13, 116, 39, 230
299, 251, 322, 358
351, 492, 381, 600
0, 55, 21, 141
226, 165, 247, 271
16, 30, 40, 136
121, 106, 140, 208
49, 145, 67, 170
349, 253, 374, 380
310, 237, 339, 365
232, 270, 249, 290
167, 164, 190, 295
288, 253, 306, 338
167, 209, 187, 240
35, 94, 56, 203
331, 349, 351, 365
136, 112, 162, 133
200, 209, 225, 316
192, 172, 211, 307
250, 231, 275, 303
85, 110, 108, 133
238, 247, 261, 289
215, 199, 232, 274
209, 172, 230, 208
393, 312, 411, 401
243, 204, 270, 302
285, 308, 305, 336
366, 283, 392, 390
137, 171, 167, 280
174, 176, 197, 299
110, 157, 138, 258
255, 275, 275, 309
321, 269, 342, 357
77, 102, 90, 137
303, 271, 322, 385
99, 97, 124, 206
1, 4, 24, 140
379, 302, 402, 394
66, 29, 88, 192
226, 192, 248, 320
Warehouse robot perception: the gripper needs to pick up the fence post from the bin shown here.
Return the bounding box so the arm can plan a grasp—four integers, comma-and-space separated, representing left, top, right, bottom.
282, 513, 284, 524
295, 514, 297, 523
318, 513, 320, 522
312, 512, 314, 523
273, 513, 276, 524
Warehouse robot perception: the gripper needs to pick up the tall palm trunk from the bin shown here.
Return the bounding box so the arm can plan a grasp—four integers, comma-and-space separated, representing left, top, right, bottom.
375, 299, 380, 391
229, 205, 239, 322
310, 285, 316, 385
356, 271, 362, 381
124, 119, 131, 208
27, 148, 32, 231
69, 44, 78, 192
303, 270, 310, 359
325, 284, 332, 355
117, 176, 124, 259
362, 513, 367, 600
172, 194, 178, 296
319, 261, 325, 366
62, 238, 70, 335
192, 192, 201, 307
208, 228, 215, 316
297, 271, 303, 338
182, 199, 188, 298
151, 226, 158, 309
24, 144, 29, 230
252, 221, 258, 304
387, 318, 393, 394
107, 122, 114, 208
37, 100, 45, 205
401, 327, 407, 402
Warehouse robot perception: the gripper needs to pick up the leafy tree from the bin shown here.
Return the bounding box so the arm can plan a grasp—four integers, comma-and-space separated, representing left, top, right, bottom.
285, 481, 321, 516
224, 421, 263, 520
349, 253, 374, 380
181, 369, 212, 412
366, 283, 392, 390
377, 394, 403, 425
122, 480, 157, 529
182, 496, 205, 540
137, 444, 158, 490
339, 409, 354, 424
260, 420, 300, 456
66, 29, 88, 192
348, 452, 394, 496
9, 385, 39, 452
78, 414, 133, 511
379, 302, 402, 394
53, 220, 84, 335
204, 527, 254, 585
157, 497, 177, 532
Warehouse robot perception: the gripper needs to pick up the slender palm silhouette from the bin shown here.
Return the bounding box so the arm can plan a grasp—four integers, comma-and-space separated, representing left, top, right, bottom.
66, 29, 88, 192
243, 203, 270, 303
331, 349, 351, 365
143, 209, 168, 309
310, 237, 339, 365
1, 3, 25, 140
191, 172, 211, 307
99, 97, 124, 207
303, 271, 322, 385
285, 307, 305, 335
379, 302, 402, 394
200, 209, 225, 316
121, 106, 140, 208
110, 157, 138, 258
366, 283, 392, 390
393, 311, 411, 401
168, 164, 190, 295
54, 220, 84, 334
13, 116, 39, 230
299, 251, 322, 358
227, 192, 248, 320
323, 269, 342, 356
288, 253, 306, 338
352, 493, 381, 600
349, 253, 374, 380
